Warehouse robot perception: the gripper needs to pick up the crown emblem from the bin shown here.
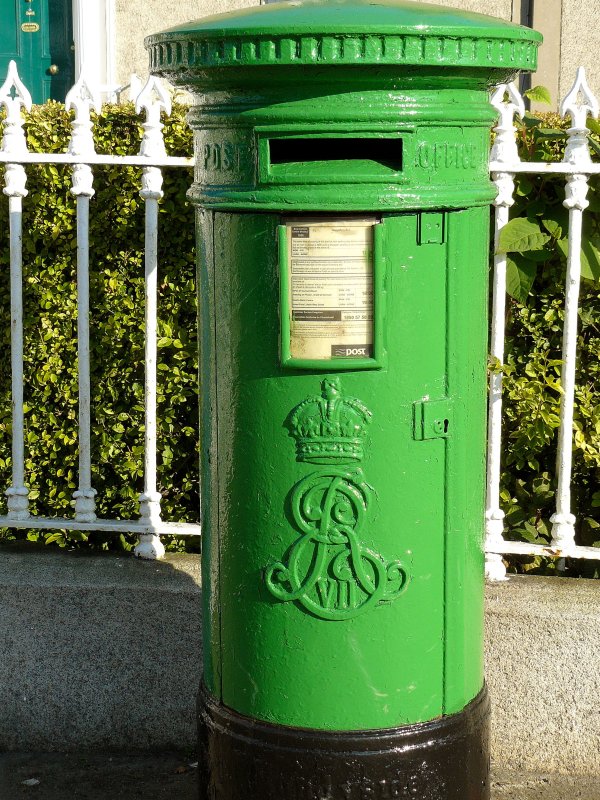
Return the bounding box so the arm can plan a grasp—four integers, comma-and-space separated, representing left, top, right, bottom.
290, 378, 372, 464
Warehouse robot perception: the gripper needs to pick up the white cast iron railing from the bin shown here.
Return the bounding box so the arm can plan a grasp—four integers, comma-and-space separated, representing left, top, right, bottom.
3, 58, 600, 573
0, 61, 198, 559
486, 67, 600, 580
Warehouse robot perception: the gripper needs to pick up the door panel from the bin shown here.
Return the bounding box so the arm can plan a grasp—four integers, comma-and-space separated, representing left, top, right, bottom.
0, 1, 21, 59
0, 0, 74, 103
213, 212, 447, 730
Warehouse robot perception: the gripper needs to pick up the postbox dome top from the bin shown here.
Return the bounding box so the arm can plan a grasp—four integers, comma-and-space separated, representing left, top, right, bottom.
147, 0, 541, 75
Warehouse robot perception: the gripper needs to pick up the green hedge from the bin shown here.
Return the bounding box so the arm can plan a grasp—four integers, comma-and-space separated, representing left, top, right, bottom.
496, 111, 600, 576
0, 102, 198, 552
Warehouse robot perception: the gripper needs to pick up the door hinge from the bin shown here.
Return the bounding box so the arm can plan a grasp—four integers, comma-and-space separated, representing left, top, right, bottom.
413, 398, 452, 440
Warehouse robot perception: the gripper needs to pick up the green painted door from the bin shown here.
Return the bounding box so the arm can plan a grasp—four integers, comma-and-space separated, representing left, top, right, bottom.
0, 0, 74, 103
203, 208, 487, 731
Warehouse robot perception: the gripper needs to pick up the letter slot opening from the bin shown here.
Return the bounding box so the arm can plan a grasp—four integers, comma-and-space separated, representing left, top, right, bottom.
268, 137, 403, 174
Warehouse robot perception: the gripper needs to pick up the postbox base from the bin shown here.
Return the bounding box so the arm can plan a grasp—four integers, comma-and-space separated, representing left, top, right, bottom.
198, 685, 490, 800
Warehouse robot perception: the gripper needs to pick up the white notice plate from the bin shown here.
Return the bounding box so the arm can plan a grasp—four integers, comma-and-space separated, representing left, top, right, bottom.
284, 217, 377, 362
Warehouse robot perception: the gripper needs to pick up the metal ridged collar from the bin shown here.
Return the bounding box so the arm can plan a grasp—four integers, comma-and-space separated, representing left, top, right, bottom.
146, 0, 541, 73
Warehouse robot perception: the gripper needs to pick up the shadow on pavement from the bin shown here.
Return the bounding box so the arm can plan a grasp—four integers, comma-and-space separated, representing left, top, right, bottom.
0, 753, 198, 800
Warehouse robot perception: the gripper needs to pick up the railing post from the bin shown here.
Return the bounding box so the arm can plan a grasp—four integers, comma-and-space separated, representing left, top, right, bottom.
66, 74, 102, 523
134, 77, 171, 560
485, 83, 524, 581
0, 61, 32, 520
550, 68, 599, 553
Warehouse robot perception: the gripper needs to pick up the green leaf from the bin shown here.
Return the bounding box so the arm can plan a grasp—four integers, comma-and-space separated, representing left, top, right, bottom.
534, 128, 566, 140
581, 236, 600, 281
588, 136, 600, 158
522, 113, 543, 129
557, 236, 600, 281
497, 218, 551, 255
515, 177, 534, 196
45, 532, 66, 545
541, 218, 563, 239
521, 248, 552, 262
526, 199, 547, 217
524, 85, 552, 106
506, 255, 537, 302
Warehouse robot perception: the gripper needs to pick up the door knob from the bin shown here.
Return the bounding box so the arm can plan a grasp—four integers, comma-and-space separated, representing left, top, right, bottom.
48, 64, 59, 75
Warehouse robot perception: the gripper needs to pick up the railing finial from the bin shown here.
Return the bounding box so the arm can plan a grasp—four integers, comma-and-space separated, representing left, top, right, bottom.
0, 60, 32, 118
490, 82, 525, 166
0, 60, 32, 172
561, 67, 599, 169
136, 76, 172, 159
65, 71, 101, 198
561, 67, 599, 130
65, 71, 101, 158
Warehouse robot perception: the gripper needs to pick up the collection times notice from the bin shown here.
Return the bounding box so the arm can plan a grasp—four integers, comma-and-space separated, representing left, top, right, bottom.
285, 218, 376, 361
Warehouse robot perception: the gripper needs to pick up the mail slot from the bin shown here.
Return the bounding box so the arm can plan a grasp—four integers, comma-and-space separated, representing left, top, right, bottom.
268, 136, 403, 174
260, 134, 406, 183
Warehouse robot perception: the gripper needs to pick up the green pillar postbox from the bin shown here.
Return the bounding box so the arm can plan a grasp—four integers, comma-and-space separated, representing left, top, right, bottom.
147, 3, 540, 798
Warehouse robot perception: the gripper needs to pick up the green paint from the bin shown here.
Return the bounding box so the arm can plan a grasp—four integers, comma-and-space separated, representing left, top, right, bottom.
0, 0, 74, 104
148, 1, 540, 731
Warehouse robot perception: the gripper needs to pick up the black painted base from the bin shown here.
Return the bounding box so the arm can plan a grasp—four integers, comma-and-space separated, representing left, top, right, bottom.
198, 685, 490, 800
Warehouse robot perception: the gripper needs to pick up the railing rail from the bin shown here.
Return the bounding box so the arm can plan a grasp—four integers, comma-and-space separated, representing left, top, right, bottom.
0, 61, 199, 559
485, 67, 600, 580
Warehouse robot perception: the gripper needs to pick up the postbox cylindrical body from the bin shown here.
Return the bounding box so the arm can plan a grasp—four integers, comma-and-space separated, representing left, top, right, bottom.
148, 4, 540, 798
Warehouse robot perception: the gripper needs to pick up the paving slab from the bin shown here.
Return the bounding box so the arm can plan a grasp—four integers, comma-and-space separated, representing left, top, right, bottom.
0, 753, 197, 800
492, 769, 600, 800
1, 755, 599, 800
0, 549, 202, 753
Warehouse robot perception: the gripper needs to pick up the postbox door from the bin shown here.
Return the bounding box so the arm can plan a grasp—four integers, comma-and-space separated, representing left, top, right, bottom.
203, 208, 486, 731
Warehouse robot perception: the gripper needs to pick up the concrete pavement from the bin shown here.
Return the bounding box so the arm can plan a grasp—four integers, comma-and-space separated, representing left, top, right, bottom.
1, 755, 598, 800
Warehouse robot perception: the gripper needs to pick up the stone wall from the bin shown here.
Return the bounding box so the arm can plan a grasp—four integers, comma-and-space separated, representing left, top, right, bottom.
114, 0, 257, 87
